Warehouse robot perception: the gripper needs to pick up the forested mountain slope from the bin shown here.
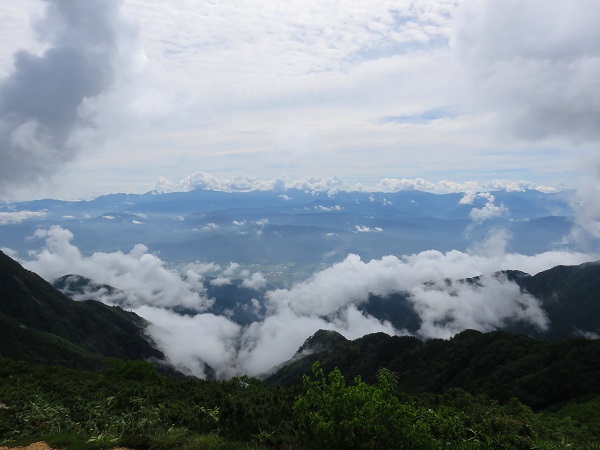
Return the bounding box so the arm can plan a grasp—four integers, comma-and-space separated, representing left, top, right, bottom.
267, 329, 600, 410
0, 250, 163, 369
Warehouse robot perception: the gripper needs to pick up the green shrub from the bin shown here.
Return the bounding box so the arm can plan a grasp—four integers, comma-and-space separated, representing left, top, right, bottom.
294, 362, 435, 449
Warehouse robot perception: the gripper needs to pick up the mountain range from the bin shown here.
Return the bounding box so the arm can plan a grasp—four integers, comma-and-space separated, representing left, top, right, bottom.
1, 246, 599, 412
266, 328, 600, 410
0, 188, 577, 269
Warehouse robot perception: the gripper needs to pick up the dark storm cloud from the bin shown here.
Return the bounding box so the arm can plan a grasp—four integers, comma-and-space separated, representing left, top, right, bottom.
0, 0, 133, 193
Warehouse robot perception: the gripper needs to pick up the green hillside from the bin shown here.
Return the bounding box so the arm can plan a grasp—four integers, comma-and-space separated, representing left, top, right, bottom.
267, 329, 600, 410
0, 250, 163, 369
1, 250, 600, 448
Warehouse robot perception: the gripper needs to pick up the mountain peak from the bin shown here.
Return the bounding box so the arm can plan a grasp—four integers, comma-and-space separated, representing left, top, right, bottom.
297, 329, 348, 355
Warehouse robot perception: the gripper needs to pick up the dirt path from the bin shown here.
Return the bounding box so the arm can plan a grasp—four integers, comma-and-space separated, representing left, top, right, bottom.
0, 443, 53, 450
0, 444, 132, 450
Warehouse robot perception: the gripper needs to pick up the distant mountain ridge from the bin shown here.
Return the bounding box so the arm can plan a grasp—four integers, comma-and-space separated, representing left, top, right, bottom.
0, 250, 163, 369
0, 187, 576, 265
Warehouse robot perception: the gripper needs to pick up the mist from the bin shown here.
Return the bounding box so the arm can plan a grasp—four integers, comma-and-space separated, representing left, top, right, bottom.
11, 225, 594, 379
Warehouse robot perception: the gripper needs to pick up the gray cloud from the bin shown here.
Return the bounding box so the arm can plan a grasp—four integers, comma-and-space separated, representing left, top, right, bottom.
565, 178, 600, 252
0, 0, 138, 193
452, 0, 600, 142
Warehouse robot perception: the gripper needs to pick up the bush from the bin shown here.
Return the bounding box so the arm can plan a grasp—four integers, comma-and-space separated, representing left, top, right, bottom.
294, 363, 435, 449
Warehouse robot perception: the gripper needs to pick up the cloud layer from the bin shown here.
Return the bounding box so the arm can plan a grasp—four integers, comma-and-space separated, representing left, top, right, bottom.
14, 226, 595, 379
154, 171, 559, 195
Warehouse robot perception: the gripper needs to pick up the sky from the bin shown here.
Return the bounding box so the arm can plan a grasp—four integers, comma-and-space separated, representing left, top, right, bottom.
1, 0, 599, 200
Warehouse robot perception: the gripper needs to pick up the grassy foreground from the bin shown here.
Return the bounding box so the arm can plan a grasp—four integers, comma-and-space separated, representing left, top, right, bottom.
1, 358, 599, 449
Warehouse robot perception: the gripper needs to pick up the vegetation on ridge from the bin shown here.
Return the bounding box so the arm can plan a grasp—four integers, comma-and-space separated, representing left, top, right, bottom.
1, 358, 599, 449
267, 328, 600, 410
0, 250, 163, 369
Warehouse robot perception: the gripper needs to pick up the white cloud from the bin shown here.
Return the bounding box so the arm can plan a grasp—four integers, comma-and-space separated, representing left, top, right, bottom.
154, 172, 563, 197
154, 173, 354, 195
24, 226, 212, 311
468, 193, 508, 223
0, 0, 145, 195
264, 238, 593, 322
201, 222, 219, 231
239, 269, 250, 278
459, 191, 477, 205
409, 274, 549, 339
236, 305, 397, 376
135, 305, 241, 379
481, 180, 557, 193
574, 329, 600, 340
315, 205, 343, 212
222, 262, 241, 277
210, 277, 231, 287
0, 210, 46, 224
0, 1, 595, 201
14, 226, 597, 378
241, 272, 267, 291
354, 225, 382, 233
1, 247, 18, 258
375, 178, 437, 192
181, 261, 221, 277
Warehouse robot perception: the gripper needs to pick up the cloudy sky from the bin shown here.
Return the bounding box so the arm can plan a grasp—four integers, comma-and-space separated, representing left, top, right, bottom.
1, 0, 599, 200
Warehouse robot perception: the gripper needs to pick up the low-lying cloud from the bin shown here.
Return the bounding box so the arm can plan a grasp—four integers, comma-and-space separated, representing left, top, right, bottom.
0, 210, 46, 224
13, 226, 596, 379
467, 193, 508, 224
26, 226, 212, 311
409, 275, 549, 339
